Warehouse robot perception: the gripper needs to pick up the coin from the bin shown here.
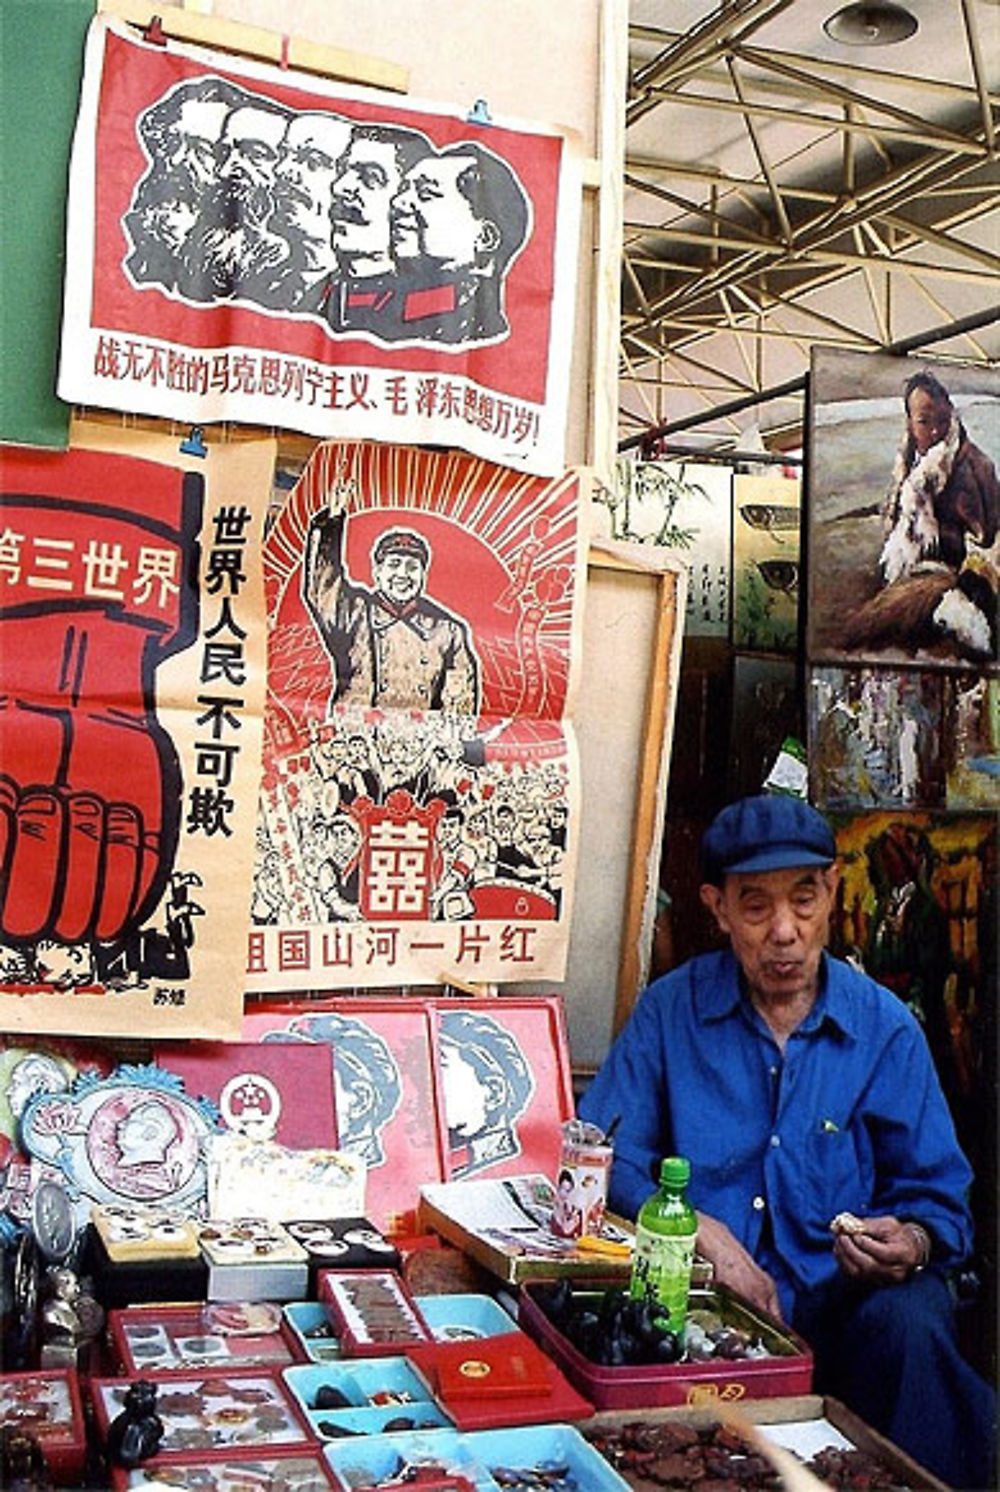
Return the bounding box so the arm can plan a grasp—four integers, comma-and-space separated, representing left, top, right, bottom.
32, 1180, 76, 1263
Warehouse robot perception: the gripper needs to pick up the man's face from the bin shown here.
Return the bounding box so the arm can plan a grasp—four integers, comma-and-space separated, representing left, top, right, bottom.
390, 155, 488, 270
274, 115, 349, 241
144, 192, 198, 253
700, 864, 838, 1006
440, 1040, 494, 1138
331, 137, 403, 264
329, 820, 360, 867
372, 550, 426, 606
217, 107, 286, 190
167, 98, 228, 187
907, 388, 952, 456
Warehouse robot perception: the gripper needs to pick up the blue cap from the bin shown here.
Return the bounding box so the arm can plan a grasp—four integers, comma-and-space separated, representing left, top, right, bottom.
701, 795, 836, 885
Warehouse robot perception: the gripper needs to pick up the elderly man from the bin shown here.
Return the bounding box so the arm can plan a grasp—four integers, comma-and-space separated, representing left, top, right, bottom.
579, 794, 994, 1490
303, 504, 480, 717
178, 98, 289, 302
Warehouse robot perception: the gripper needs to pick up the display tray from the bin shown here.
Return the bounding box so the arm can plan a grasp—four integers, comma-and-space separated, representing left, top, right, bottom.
414, 1292, 518, 1342
0, 1369, 87, 1485
85, 1222, 209, 1309
91, 1369, 316, 1459
284, 1300, 343, 1363
518, 1280, 812, 1411
318, 1268, 434, 1356
199, 1217, 310, 1303
580, 1394, 951, 1492
418, 1173, 634, 1285
321, 1422, 631, 1492
109, 1446, 340, 1490
284, 1356, 447, 1442
108, 1301, 302, 1375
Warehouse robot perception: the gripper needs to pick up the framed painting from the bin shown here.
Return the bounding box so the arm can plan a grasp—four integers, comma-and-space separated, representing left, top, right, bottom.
808, 665, 946, 811
732, 472, 801, 654
805, 348, 999, 672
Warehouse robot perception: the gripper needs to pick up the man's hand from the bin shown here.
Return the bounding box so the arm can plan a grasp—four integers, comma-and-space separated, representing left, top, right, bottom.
830, 1213, 928, 1285
695, 1210, 783, 1321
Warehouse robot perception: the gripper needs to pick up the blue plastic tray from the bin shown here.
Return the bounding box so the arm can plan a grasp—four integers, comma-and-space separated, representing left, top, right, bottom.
283, 1301, 342, 1362
322, 1423, 632, 1490
323, 1426, 493, 1490
284, 1357, 435, 1415
414, 1293, 517, 1341
305, 1400, 452, 1440
465, 1423, 631, 1490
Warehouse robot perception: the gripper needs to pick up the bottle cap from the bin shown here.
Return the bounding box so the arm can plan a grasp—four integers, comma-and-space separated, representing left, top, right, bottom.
660, 1156, 690, 1187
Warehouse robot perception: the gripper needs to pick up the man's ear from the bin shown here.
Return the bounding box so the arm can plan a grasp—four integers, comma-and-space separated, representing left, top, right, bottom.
821, 863, 840, 898
476, 218, 501, 256
700, 882, 727, 932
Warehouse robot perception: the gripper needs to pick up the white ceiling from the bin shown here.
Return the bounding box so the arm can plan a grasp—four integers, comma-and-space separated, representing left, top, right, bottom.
618, 0, 1000, 457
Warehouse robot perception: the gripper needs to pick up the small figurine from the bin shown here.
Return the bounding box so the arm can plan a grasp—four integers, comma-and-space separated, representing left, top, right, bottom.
105, 1380, 164, 1468
0, 1425, 54, 1492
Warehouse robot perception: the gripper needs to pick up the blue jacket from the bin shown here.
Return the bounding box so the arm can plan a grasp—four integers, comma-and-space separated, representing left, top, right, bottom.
579, 950, 973, 1317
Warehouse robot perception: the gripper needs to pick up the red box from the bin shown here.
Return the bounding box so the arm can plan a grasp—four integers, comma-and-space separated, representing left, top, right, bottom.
108, 1302, 304, 1376
406, 1331, 594, 1430
0, 1369, 87, 1485
318, 1268, 433, 1356
518, 1280, 813, 1410
109, 1446, 339, 1489
90, 1368, 316, 1461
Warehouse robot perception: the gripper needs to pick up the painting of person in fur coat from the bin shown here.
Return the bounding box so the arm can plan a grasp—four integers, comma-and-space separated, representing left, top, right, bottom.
833, 368, 999, 667
880, 371, 998, 583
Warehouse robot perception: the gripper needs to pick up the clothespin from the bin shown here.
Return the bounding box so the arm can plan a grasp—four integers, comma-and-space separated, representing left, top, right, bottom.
180, 425, 208, 458
142, 15, 168, 46
466, 98, 492, 127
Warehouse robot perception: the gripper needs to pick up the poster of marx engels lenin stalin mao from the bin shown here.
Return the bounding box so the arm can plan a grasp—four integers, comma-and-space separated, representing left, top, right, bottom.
57, 17, 581, 478
248, 440, 586, 993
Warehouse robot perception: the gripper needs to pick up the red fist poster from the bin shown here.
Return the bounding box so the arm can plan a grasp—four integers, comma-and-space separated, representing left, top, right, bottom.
57, 16, 581, 478
0, 423, 274, 1038
248, 439, 585, 992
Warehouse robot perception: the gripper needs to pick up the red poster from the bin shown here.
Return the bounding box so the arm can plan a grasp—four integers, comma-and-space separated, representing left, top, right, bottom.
0, 429, 273, 1038
247, 440, 585, 992
58, 17, 581, 477
242, 1001, 445, 1235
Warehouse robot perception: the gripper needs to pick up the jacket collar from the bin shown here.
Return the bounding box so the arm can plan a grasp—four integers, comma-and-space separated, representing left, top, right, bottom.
697, 950, 856, 1041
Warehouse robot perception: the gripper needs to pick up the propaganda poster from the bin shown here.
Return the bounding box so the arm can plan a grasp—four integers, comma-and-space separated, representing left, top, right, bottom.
248, 439, 585, 992
0, 423, 274, 1037
58, 17, 581, 477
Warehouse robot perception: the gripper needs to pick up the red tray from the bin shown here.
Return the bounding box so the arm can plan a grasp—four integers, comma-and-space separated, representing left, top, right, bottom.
108, 1301, 304, 1375
519, 1280, 813, 1411
0, 1369, 87, 1485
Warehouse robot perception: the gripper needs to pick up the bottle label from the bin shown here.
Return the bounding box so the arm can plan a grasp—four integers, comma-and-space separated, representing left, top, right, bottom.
630, 1225, 696, 1332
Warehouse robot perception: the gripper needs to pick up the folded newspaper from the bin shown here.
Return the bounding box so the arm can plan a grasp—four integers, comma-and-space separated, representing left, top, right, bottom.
418, 1172, 634, 1283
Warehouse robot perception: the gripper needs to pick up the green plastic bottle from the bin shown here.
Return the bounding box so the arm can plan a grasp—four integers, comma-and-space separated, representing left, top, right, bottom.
629, 1155, 698, 1334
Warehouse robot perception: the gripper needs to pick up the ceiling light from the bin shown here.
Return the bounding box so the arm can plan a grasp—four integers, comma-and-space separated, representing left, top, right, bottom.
823, 2, 919, 45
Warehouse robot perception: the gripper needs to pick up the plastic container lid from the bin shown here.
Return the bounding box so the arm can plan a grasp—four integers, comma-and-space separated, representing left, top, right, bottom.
660, 1156, 690, 1187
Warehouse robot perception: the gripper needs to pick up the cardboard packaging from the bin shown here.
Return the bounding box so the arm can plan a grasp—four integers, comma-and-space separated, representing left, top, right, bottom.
198, 1217, 309, 1302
